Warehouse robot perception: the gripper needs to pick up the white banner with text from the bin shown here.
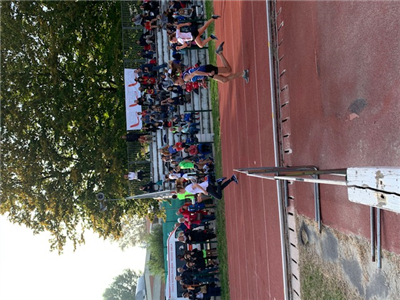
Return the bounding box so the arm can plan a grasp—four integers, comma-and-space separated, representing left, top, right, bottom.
124, 68, 142, 130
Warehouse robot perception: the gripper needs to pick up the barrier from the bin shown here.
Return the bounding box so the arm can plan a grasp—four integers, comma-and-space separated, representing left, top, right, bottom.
235, 166, 400, 269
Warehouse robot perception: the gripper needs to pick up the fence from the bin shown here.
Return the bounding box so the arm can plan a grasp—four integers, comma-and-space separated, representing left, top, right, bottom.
121, 1, 148, 68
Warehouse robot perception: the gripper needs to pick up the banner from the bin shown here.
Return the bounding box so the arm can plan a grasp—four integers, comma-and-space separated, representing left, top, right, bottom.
124, 68, 142, 130
166, 227, 180, 300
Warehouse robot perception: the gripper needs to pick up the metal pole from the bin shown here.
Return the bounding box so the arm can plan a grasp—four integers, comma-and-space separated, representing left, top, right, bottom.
370, 207, 375, 262
377, 208, 382, 268
276, 169, 347, 177
274, 176, 348, 186
236, 167, 347, 177
283, 180, 288, 207
235, 165, 319, 173
184, 109, 212, 113
266, 1, 289, 299
312, 174, 321, 233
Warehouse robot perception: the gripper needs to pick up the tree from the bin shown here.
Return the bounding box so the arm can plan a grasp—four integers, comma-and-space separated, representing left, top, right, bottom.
110, 216, 147, 251
146, 224, 165, 279
0, 1, 158, 253
103, 269, 141, 300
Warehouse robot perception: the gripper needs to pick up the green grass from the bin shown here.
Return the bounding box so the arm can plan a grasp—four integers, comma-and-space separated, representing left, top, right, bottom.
301, 263, 347, 300
211, 79, 228, 300
205, 1, 230, 299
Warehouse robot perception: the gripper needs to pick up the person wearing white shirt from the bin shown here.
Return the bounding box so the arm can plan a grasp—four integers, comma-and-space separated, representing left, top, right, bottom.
124, 170, 145, 181
169, 15, 221, 50
179, 174, 239, 200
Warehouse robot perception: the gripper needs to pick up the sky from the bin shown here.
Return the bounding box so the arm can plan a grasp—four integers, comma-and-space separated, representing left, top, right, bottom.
0, 215, 147, 300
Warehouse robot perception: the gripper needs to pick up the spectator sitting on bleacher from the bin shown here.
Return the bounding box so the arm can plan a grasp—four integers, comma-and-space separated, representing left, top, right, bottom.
159, 145, 172, 156
160, 96, 186, 106
176, 7, 195, 19
168, 122, 199, 137
142, 124, 160, 132
183, 143, 212, 157
175, 159, 211, 173
169, 159, 184, 168
142, 44, 153, 52
140, 1, 159, 15
140, 62, 168, 74
168, 1, 191, 11
184, 144, 199, 156
162, 153, 179, 163
169, 142, 185, 153
158, 73, 175, 91
168, 60, 184, 77
136, 75, 157, 87
139, 180, 163, 193
138, 135, 155, 144
165, 85, 184, 94
150, 120, 169, 129
137, 32, 155, 46
131, 14, 143, 26
163, 8, 175, 23
184, 81, 207, 94
137, 50, 155, 59
157, 12, 174, 30
167, 168, 195, 181
139, 86, 157, 96
139, 181, 156, 193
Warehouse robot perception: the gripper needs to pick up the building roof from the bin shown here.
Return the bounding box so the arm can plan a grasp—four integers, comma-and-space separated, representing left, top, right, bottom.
136, 275, 146, 296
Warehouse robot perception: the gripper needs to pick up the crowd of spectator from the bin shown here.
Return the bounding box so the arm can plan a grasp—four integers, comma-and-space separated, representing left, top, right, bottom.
123, 2, 243, 299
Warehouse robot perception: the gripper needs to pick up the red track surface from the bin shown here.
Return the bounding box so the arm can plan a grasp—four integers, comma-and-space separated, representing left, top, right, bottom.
214, 1, 400, 299
276, 0, 400, 252
214, 1, 284, 299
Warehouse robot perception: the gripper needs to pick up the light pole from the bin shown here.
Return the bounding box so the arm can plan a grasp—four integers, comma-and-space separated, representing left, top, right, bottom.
96, 190, 174, 211
96, 193, 126, 211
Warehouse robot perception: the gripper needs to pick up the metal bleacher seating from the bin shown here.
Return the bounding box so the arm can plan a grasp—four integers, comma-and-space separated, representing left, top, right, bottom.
149, 0, 214, 192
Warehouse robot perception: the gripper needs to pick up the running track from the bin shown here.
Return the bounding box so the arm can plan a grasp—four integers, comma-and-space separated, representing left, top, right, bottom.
214, 1, 400, 299
214, 1, 284, 299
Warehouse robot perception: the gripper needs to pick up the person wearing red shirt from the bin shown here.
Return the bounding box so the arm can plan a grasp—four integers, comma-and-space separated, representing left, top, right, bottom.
180, 211, 215, 230
174, 142, 185, 152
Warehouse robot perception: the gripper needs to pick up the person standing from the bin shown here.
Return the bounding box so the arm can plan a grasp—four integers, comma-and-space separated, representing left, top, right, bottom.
180, 175, 239, 200
124, 170, 145, 181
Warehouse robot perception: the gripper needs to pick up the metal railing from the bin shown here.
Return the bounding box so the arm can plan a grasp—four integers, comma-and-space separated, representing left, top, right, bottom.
120, 1, 151, 68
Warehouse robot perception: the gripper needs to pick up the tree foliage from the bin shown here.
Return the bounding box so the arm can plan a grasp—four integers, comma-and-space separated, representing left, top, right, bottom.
0, 1, 158, 253
103, 269, 141, 300
146, 224, 165, 279
110, 216, 147, 251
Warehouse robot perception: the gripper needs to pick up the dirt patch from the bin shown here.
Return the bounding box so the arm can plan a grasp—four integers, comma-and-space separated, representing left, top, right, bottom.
297, 215, 400, 300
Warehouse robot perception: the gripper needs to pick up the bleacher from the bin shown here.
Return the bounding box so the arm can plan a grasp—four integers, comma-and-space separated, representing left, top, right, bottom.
119, 0, 215, 196
120, 3, 222, 298
147, 0, 215, 192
